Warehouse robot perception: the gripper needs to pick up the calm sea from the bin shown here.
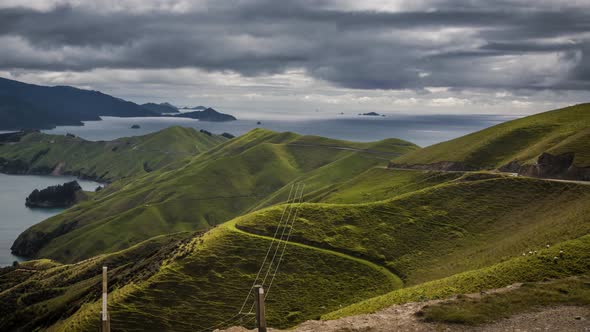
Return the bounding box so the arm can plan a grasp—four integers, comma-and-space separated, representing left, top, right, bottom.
0, 174, 100, 266
42, 113, 518, 147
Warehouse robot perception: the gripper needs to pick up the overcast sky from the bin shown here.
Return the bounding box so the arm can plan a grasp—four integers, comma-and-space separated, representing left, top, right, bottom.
1, 0, 589, 116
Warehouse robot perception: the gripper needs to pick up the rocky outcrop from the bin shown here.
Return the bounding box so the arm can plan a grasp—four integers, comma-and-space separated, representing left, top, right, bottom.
501, 152, 590, 181
25, 181, 83, 208
498, 160, 521, 173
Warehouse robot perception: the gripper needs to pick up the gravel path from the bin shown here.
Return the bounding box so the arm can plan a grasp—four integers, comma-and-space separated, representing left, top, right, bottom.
218, 304, 589, 332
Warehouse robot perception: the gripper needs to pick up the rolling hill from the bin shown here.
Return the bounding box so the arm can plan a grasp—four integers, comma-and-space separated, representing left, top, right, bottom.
2, 171, 590, 331
391, 103, 590, 180
0, 77, 158, 130
10, 129, 419, 262
0, 126, 227, 182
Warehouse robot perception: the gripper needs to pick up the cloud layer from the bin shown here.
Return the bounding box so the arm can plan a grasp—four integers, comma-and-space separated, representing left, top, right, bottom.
1, 0, 589, 92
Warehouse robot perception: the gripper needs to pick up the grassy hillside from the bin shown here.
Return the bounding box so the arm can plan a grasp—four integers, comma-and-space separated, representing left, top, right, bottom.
305, 168, 463, 204
0, 126, 226, 182
0, 232, 191, 331
393, 103, 590, 169
1, 221, 399, 331
4, 173, 590, 331
326, 234, 590, 319
419, 275, 590, 325
237, 176, 590, 285
12, 129, 419, 262
4, 112, 590, 331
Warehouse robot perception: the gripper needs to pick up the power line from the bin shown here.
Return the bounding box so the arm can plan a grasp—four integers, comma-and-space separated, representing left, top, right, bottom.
247, 184, 305, 313
238, 183, 298, 314
260, 184, 304, 289
265, 184, 305, 299
200, 183, 305, 331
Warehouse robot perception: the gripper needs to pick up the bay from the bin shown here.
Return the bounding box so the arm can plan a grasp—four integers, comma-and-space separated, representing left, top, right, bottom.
0, 174, 100, 266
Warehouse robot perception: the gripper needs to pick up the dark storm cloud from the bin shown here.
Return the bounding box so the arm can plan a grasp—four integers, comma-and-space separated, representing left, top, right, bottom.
0, 0, 589, 90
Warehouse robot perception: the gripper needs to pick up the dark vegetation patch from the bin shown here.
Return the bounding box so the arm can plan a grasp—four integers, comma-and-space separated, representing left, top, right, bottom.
25, 181, 83, 208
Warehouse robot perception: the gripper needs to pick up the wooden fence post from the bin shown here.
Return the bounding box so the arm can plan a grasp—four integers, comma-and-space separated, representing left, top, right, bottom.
254, 285, 266, 332
101, 266, 111, 332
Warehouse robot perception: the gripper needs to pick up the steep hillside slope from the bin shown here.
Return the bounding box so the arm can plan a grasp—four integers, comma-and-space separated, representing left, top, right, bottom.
0, 77, 157, 130
1, 221, 399, 332
391, 103, 590, 180
11, 129, 418, 262
237, 175, 590, 285
0, 126, 226, 182
327, 233, 590, 319
304, 168, 463, 204
0, 232, 191, 331
3, 174, 590, 332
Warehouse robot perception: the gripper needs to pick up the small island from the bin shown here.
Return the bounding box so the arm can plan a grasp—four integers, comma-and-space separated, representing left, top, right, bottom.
181, 105, 207, 110
131, 124, 141, 129
25, 181, 84, 208
141, 102, 179, 114
359, 112, 381, 116
173, 107, 236, 122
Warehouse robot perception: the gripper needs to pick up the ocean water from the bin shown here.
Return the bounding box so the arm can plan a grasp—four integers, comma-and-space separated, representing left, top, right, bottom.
42, 113, 518, 147
0, 174, 100, 266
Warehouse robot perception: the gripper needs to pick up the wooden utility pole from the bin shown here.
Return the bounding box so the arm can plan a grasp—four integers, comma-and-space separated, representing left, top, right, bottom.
254, 285, 267, 332
101, 266, 111, 332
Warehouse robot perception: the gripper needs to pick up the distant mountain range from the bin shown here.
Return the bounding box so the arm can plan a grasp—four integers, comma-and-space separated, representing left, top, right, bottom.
0, 77, 236, 130
0, 77, 157, 130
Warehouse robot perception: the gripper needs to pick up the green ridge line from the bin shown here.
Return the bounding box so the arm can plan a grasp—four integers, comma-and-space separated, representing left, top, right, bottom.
226, 220, 403, 290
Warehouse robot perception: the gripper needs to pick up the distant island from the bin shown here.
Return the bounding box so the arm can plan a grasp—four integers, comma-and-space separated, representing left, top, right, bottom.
359, 112, 381, 116
130, 124, 141, 129
181, 105, 208, 110
25, 181, 84, 208
141, 102, 179, 114
173, 107, 237, 122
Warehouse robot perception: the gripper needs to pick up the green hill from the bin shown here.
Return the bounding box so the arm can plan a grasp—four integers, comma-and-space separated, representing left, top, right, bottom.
392, 103, 590, 180
236, 175, 590, 285
3, 119, 590, 331
0, 126, 226, 182
3, 173, 590, 331
11, 129, 418, 262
